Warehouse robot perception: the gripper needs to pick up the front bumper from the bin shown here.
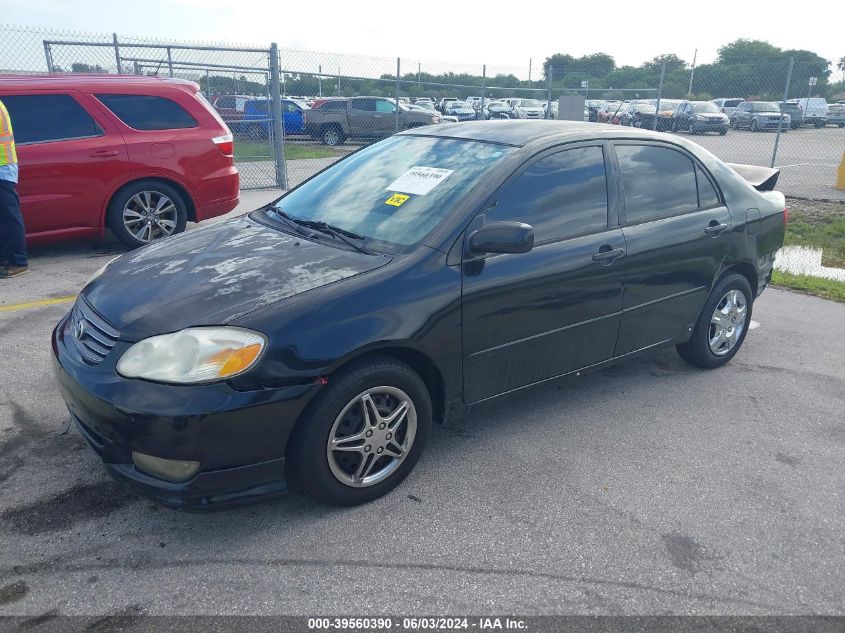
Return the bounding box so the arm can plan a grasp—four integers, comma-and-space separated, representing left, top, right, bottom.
52, 310, 317, 508
690, 121, 728, 133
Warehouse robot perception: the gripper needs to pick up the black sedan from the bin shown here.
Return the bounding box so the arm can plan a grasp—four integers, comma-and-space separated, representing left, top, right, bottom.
53, 121, 787, 508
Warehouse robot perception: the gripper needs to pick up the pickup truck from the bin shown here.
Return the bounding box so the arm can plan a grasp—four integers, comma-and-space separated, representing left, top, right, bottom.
305, 96, 440, 145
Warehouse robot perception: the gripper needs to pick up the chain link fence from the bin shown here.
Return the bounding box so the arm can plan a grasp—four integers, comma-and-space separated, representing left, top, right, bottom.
1, 24, 843, 200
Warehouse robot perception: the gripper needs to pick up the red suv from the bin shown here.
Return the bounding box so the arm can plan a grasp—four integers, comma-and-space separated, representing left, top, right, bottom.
0, 75, 239, 248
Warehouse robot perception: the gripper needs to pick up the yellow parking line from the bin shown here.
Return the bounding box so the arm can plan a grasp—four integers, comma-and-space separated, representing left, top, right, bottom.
0, 295, 76, 313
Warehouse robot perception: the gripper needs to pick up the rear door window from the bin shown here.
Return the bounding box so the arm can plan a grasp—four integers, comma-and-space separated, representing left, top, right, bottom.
96, 94, 198, 130
616, 144, 699, 223
2, 94, 102, 144
352, 99, 377, 112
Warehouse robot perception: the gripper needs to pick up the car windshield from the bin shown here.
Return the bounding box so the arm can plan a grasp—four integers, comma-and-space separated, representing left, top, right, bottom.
267, 135, 514, 249
752, 102, 779, 112
519, 100, 542, 107
690, 102, 719, 113
450, 102, 469, 108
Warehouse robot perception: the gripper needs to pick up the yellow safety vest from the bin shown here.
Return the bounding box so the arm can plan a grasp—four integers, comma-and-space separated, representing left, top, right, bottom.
0, 99, 18, 167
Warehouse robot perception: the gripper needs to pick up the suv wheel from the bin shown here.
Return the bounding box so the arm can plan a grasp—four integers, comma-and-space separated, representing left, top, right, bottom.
108, 181, 188, 248
751, 119, 759, 132
287, 357, 432, 505
676, 273, 753, 369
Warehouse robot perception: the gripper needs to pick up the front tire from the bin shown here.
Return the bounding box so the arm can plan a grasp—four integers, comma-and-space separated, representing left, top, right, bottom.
107, 181, 188, 248
751, 119, 759, 132
676, 273, 753, 369
321, 125, 346, 146
287, 357, 432, 505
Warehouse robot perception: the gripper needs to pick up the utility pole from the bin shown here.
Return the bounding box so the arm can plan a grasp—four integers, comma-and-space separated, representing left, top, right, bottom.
688, 48, 697, 95
318, 64, 322, 98
529, 58, 532, 83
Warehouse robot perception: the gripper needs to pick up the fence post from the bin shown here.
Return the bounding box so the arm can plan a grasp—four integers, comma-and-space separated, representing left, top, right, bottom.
395, 57, 401, 133
167, 46, 174, 78
480, 65, 486, 121
42, 41, 54, 73
653, 61, 666, 131
269, 43, 288, 189
112, 33, 121, 74
318, 64, 322, 98
772, 58, 794, 168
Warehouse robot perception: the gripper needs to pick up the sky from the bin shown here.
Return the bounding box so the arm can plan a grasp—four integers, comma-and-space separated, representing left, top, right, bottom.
6, 0, 843, 79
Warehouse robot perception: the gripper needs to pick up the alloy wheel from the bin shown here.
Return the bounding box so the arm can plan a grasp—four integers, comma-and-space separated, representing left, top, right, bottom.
122, 191, 178, 244
326, 386, 417, 488
324, 128, 340, 145
709, 289, 748, 356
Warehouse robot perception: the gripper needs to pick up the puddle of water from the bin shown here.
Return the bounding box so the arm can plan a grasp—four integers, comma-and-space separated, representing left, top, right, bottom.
774, 246, 845, 282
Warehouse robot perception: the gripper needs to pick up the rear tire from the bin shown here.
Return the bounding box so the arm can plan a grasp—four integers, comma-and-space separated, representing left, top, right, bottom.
286, 357, 432, 506
676, 273, 753, 369
321, 125, 345, 146
107, 181, 188, 249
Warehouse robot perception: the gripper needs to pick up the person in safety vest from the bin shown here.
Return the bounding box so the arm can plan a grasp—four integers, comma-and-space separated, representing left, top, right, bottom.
0, 98, 27, 278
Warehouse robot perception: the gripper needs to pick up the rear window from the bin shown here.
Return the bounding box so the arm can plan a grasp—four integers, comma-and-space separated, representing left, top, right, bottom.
318, 100, 347, 111
1, 94, 102, 144
725, 99, 743, 107
96, 94, 198, 130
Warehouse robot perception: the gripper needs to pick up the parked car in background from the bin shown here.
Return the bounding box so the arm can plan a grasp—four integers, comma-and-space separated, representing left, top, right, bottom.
779, 101, 804, 129
651, 99, 683, 131
586, 99, 607, 122
712, 98, 744, 119
437, 97, 457, 113
415, 97, 435, 109
620, 103, 657, 128
511, 98, 545, 119
598, 102, 627, 125
794, 97, 828, 127
0, 74, 239, 248
407, 103, 458, 123
305, 96, 439, 145
444, 100, 477, 121
484, 100, 513, 119
210, 94, 253, 122
825, 102, 845, 127
731, 101, 790, 132
53, 121, 787, 508
671, 101, 729, 135
232, 97, 310, 139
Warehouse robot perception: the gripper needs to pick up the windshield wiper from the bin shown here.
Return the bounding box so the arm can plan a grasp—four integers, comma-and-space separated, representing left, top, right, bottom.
295, 219, 377, 255
268, 207, 317, 238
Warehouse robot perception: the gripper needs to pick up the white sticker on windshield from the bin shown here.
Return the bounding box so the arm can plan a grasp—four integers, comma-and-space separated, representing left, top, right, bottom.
386, 166, 454, 196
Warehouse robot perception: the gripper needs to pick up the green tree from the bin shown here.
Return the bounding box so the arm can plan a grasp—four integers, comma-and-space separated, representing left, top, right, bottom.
642, 54, 687, 74
716, 39, 780, 65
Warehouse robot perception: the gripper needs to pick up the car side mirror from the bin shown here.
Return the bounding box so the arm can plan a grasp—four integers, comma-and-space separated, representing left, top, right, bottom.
467, 221, 534, 255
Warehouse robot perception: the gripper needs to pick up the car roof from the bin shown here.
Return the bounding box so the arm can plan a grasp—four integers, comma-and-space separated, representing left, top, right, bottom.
0, 73, 199, 92
400, 120, 679, 147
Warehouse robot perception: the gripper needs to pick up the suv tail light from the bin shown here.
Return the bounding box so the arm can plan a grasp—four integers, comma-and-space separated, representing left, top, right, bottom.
212, 133, 234, 157
783, 206, 789, 226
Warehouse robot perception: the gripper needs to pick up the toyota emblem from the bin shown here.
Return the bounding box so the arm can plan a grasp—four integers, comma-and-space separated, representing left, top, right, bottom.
74, 318, 85, 340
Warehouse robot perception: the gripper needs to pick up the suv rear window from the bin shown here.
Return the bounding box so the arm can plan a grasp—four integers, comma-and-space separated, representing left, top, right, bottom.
1, 94, 102, 144
96, 94, 198, 130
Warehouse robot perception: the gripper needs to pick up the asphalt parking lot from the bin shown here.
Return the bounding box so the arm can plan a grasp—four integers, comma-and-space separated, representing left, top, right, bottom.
0, 192, 843, 617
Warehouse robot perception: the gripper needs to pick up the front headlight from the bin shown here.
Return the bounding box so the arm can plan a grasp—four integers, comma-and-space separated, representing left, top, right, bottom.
116, 327, 266, 384
432, 116, 441, 123
695, 114, 707, 121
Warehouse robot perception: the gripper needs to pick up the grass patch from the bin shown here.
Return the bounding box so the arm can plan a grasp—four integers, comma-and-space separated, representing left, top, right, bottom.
771, 270, 845, 302
773, 201, 845, 301
233, 141, 342, 161
784, 204, 845, 268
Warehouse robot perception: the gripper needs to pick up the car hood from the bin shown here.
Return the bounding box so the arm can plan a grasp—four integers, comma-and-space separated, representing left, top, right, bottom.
83, 215, 391, 342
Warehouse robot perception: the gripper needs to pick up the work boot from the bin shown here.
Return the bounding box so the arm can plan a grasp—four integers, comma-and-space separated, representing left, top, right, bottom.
0, 265, 28, 278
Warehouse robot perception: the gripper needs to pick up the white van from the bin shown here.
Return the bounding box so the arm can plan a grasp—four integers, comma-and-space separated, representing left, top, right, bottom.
795, 97, 829, 127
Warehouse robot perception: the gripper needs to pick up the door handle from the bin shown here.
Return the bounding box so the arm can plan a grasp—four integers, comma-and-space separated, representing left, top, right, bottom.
592, 246, 625, 263
90, 149, 119, 158
705, 222, 728, 236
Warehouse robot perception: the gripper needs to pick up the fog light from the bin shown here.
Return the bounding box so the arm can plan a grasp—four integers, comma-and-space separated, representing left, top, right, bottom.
132, 452, 200, 482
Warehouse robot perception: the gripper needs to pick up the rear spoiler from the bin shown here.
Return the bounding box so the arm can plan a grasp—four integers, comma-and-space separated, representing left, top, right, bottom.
726, 163, 780, 192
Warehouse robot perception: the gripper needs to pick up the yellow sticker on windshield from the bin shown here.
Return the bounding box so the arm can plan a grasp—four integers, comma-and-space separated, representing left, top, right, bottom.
385, 193, 410, 207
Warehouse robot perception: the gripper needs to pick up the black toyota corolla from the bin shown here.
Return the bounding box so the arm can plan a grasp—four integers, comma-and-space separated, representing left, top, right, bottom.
53, 121, 787, 508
